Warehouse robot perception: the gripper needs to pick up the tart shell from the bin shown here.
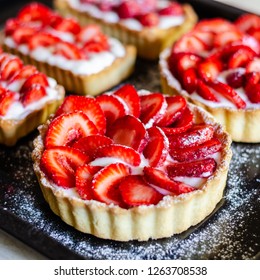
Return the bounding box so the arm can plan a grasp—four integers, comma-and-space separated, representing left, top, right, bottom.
0, 85, 65, 146
32, 104, 232, 241
159, 48, 260, 143
54, 0, 198, 60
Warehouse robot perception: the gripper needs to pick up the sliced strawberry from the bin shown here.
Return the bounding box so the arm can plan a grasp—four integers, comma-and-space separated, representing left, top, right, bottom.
173, 34, 207, 54
95, 144, 141, 167
20, 73, 49, 93
17, 3, 52, 25
107, 115, 147, 152
139, 93, 167, 126
156, 95, 187, 127
4, 18, 20, 36
193, 31, 215, 50
209, 81, 246, 109
137, 12, 159, 27
96, 94, 127, 127
119, 175, 163, 207
228, 47, 257, 69
116, 0, 141, 19
195, 18, 237, 34
226, 71, 245, 89
52, 18, 81, 35
169, 138, 222, 162
235, 14, 260, 33
92, 163, 130, 206
143, 126, 169, 167
8, 65, 38, 85
244, 72, 260, 88
0, 53, 11, 68
242, 34, 260, 54
248, 27, 260, 42
13, 26, 39, 45
20, 84, 47, 106
0, 90, 18, 116
161, 107, 194, 136
213, 30, 243, 48
245, 84, 260, 103
76, 24, 102, 43
1, 57, 23, 81
73, 135, 113, 160
175, 52, 202, 78
143, 167, 195, 195
197, 79, 219, 102
114, 84, 141, 118
55, 95, 106, 134
167, 158, 217, 178
75, 165, 102, 200
181, 67, 198, 93
45, 112, 98, 148
55, 41, 85, 60
28, 32, 60, 50
158, 2, 184, 16
40, 147, 89, 189
246, 58, 260, 73
169, 124, 215, 149
197, 59, 223, 82
82, 34, 109, 53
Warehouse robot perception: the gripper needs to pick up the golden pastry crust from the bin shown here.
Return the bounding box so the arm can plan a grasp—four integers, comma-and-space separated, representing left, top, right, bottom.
159, 48, 260, 143
0, 85, 65, 146
54, 0, 198, 60
2, 42, 136, 96
32, 104, 232, 241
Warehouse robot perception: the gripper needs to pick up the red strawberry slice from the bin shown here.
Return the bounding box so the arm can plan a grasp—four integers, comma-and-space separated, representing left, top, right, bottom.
197, 59, 223, 82
167, 158, 217, 178
75, 165, 102, 200
82, 33, 109, 53
17, 3, 52, 25
248, 27, 260, 42
0, 90, 18, 116
193, 31, 215, 50
4, 18, 20, 36
159, 2, 184, 16
197, 79, 219, 102
143, 167, 195, 195
139, 93, 167, 126
209, 81, 246, 109
13, 26, 39, 45
244, 72, 260, 88
20, 73, 49, 93
114, 84, 141, 118
226, 71, 245, 89
95, 144, 141, 167
169, 124, 215, 149
1, 57, 23, 81
76, 24, 102, 43
228, 46, 257, 69
137, 12, 159, 27
116, 0, 141, 19
156, 95, 187, 127
55, 95, 106, 134
55, 41, 85, 60
45, 112, 98, 148
161, 107, 193, 136
28, 32, 60, 50
52, 18, 81, 35
73, 135, 113, 160
92, 163, 130, 206
96, 94, 127, 127
170, 138, 222, 162
245, 84, 260, 103
213, 30, 243, 48
40, 147, 89, 189
8, 65, 38, 84
20, 85, 47, 106
107, 115, 147, 152
235, 13, 260, 33
195, 18, 237, 33
175, 52, 202, 78
119, 175, 163, 207
181, 67, 198, 94
143, 126, 169, 167
246, 57, 260, 73
0, 53, 11, 68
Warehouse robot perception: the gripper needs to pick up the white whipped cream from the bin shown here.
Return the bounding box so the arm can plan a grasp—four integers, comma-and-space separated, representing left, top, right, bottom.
68, 0, 185, 31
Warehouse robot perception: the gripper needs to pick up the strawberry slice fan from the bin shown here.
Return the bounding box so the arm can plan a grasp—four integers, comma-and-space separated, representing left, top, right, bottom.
32, 84, 232, 241
160, 14, 260, 143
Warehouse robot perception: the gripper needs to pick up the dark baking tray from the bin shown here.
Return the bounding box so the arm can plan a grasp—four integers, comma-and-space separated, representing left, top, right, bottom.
0, 0, 259, 260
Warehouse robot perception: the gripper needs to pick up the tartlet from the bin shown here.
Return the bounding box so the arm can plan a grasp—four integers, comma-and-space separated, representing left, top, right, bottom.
2, 3, 136, 96
32, 85, 232, 241
0, 51, 64, 146
54, 0, 198, 60
160, 15, 260, 142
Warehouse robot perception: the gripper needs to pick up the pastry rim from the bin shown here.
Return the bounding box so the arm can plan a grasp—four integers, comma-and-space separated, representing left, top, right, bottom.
32, 102, 232, 241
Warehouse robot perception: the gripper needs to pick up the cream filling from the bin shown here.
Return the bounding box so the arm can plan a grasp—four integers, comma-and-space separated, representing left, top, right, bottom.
68, 0, 185, 31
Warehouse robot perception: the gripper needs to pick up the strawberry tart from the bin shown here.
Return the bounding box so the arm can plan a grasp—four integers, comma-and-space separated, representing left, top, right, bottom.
0, 50, 64, 146
1, 2, 136, 96
160, 15, 260, 142
32, 84, 232, 241
54, 0, 198, 60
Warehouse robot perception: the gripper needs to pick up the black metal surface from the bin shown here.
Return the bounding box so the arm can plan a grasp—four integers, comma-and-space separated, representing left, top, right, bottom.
0, 0, 259, 260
